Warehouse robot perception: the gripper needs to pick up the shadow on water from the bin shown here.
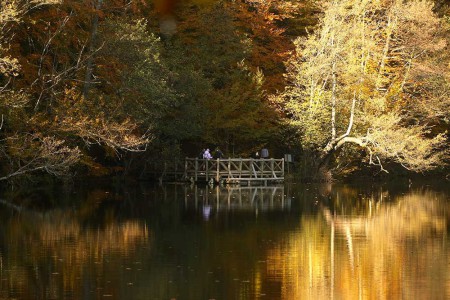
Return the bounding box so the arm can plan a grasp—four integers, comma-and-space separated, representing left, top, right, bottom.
0, 180, 448, 299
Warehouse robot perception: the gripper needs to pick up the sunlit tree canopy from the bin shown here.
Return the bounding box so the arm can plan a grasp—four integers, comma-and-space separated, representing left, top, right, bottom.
0, 0, 448, 181
277, 0, 449, 176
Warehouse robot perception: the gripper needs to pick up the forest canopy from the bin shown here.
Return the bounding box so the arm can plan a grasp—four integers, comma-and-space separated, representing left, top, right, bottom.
0, 0, 448, 182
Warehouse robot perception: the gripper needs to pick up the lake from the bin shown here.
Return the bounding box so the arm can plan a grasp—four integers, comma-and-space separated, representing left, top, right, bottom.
0, 181, 448, 299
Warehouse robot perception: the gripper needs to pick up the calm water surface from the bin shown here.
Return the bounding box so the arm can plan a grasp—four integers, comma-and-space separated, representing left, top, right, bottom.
0, 181, 448, 299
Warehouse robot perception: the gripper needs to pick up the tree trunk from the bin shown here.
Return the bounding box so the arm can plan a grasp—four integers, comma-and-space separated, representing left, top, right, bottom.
318, 95, 357, 173
83, 0, 102, 98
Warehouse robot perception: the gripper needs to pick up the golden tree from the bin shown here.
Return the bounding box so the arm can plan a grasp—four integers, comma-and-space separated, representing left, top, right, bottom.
278, 0, 448, 175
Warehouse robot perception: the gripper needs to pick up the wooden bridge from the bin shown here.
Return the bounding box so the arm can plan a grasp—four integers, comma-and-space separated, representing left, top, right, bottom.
143, 158, 285, 185
185, 158, 284, 184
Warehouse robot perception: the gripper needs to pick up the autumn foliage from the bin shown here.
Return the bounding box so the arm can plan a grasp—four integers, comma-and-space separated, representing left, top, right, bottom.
0, 0, 448, 181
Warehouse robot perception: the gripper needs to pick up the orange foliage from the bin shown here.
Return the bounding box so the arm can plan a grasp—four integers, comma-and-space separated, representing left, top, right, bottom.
224, 0, 300, 92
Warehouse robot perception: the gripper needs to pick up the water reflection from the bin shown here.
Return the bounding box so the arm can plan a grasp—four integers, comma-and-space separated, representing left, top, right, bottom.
184, 185, 290, 218
0, 183, 448, 299
267, 187, 449, 300
0, 190, 150, 300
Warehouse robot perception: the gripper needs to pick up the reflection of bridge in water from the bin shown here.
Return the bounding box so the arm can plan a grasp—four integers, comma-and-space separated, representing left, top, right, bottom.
184, 185, 290, 212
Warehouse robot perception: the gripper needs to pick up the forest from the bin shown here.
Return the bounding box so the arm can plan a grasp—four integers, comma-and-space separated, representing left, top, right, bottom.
1, 0, 449, 182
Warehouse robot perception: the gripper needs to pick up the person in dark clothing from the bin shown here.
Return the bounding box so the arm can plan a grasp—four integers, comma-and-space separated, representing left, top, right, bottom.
214, 147, 224, 159
261, 148, 269, 159
199, 148, 205, 159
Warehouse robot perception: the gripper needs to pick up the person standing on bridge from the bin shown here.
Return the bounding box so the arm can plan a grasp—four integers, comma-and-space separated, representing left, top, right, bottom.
214, 147, 224, 159
261, 147, 269, 159
199, 148, 205, 159
203, 148, 212, 160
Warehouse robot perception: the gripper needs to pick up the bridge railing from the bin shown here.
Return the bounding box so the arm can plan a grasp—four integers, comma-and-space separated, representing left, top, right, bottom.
184, 158, 284, 183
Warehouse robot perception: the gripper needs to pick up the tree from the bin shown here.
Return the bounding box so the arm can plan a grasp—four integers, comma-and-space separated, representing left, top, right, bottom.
0, 1, 152, 181
224, 0, 302, 93
278, 0, 448, 176
97, 18, 177, 132
0, 0, 81, 181
158, 1, 279, 156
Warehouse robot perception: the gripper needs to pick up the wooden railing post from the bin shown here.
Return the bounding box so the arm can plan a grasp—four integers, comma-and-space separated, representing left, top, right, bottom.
195, 158, 198, 182
239, 159, 242, 179
206, 159, 209, 182
271, 159, 274, 178
216, 159, 220, 183
260, 159, 264, 179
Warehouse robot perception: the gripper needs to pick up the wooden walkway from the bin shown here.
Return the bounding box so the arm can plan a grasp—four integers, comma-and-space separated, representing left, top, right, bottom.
184, 158, 284, 184
143, 158, 285, 184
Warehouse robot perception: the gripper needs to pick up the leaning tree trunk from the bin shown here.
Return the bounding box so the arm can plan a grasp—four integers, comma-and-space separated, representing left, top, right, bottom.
316, 95, 358, 179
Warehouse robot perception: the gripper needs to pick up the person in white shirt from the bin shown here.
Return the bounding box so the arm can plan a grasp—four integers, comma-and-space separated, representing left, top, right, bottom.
203, 148, 212, 160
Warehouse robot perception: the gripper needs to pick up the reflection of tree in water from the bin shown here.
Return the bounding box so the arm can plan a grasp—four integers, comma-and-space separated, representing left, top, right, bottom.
265, 187, 448, 300
324, 191, 445, 241
1, 184, 448, 299
0, 189, 150, 299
